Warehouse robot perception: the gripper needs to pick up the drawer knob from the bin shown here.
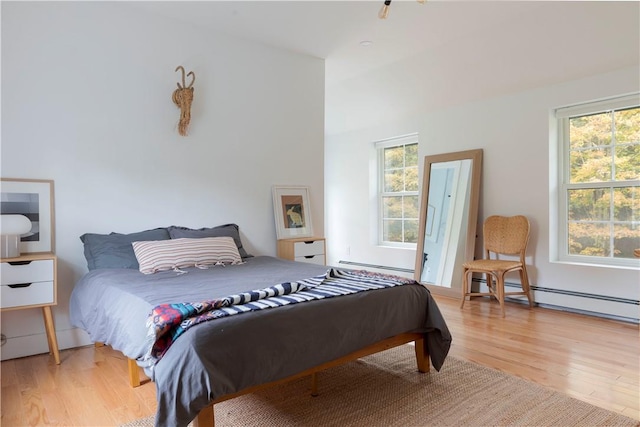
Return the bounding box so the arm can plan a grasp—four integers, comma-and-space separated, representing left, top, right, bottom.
8, 283, 32, 288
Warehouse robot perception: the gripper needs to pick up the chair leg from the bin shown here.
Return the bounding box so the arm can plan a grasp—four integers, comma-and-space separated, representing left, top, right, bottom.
460, 268, 469, 309
486, 273, 495, 300
497, 275, 506, 318
520, 268, 533, 308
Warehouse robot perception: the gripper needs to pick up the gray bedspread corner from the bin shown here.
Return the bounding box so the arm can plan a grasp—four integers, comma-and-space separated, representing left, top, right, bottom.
69, 268, 156, 361
424, 290, 453, 371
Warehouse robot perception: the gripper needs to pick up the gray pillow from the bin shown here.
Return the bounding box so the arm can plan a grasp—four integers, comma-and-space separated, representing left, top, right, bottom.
167, 223, 251, 258
80, 228, 170, 270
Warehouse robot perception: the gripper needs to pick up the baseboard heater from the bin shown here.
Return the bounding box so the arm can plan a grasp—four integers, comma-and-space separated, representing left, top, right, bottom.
475, 278, 639, 324
338, 260, 414, 274
477, 278, 639, 306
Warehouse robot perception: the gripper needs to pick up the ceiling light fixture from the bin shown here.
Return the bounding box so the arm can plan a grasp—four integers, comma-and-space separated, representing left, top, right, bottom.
378, 0, 391, 19
379, 0, 425, 20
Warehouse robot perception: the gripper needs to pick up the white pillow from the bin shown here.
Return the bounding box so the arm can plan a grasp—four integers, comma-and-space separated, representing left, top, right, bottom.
132, 236, 242, 274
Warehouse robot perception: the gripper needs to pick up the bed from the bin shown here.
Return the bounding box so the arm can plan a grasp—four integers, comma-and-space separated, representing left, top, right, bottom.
70, 225, 452, 427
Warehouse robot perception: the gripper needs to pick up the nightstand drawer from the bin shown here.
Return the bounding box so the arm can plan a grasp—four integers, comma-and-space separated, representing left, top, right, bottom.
1, 259, 54, 285
277, 237, 326, 266
294, 240, 325, 257
295, 254, 325, 266
0, 280, 55, 309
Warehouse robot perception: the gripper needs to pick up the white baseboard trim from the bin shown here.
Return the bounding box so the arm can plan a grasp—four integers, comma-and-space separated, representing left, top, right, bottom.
0, 327, 92, 361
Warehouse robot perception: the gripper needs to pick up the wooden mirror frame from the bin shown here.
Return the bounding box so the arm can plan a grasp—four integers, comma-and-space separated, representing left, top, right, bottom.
414, 149, 483, 298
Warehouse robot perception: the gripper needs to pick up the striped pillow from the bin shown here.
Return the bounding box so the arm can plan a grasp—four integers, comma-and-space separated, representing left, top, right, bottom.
132, 236, 242, 274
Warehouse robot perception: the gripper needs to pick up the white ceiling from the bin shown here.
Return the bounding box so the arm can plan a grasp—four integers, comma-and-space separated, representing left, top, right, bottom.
126, 1, 553, 85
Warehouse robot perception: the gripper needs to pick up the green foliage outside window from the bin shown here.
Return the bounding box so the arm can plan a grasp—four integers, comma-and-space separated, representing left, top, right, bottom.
567, 107, 639, 259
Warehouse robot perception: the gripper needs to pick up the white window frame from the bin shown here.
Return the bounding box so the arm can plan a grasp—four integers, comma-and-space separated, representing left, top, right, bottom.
375, 133, 419, 248
553, 93, 640, 269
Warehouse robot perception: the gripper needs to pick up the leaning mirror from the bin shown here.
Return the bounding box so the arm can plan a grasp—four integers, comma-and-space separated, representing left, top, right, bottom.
414, 149, 482, 297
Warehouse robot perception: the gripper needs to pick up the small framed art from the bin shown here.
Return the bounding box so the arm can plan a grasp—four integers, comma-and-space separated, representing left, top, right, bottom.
272, 185, 313, 240
0, 178, 55, 253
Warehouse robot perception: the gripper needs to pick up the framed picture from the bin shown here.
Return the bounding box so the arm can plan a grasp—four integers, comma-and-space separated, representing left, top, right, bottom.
0, 178, 55, 253
272, 185, 314, 240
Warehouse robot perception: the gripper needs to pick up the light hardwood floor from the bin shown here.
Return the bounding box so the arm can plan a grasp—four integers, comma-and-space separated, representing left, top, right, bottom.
1, 295, 638, 426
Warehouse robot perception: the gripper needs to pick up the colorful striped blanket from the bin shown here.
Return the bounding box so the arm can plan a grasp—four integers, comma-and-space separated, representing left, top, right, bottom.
143, 268, 419, 365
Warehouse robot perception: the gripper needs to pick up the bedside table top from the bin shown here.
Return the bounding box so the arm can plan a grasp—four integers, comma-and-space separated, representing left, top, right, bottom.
277, 237, 325, 243
1, 252, 57, 263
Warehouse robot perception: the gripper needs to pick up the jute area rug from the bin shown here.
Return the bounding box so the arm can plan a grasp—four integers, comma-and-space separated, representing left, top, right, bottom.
124, 344, 639, 427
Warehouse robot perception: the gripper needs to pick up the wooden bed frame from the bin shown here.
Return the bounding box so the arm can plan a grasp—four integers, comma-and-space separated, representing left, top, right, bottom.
106, 332, 430, 427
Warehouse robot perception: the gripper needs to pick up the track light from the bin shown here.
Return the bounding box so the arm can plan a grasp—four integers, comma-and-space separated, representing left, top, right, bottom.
378, 0, 391, 19
379, 0, 426, 20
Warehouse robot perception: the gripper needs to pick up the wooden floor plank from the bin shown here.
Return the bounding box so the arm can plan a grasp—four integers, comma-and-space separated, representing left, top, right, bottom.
1, 384, 25, 427
40, 388, 73, 427
20, 386, 47, 426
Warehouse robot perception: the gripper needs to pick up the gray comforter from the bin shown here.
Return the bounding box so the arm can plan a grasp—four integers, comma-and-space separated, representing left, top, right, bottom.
70, 256, 452, 427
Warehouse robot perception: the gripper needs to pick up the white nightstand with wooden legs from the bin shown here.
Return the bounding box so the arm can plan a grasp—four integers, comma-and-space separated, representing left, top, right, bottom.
0, 252, 61, 364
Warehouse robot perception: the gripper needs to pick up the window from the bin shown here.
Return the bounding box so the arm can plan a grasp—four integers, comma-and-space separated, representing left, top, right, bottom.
376, 134, 419, 246
555, 94, 640, 268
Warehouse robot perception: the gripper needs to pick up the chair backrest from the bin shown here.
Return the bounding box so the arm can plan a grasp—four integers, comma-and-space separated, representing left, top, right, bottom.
483, 215, 530, 257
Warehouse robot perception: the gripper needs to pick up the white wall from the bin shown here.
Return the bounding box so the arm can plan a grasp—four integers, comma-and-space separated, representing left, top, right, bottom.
326, 66, 639, 321
0, 2, 325, 359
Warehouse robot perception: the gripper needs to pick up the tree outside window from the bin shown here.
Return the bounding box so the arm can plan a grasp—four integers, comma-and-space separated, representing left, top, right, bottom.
560, 100, 639, 264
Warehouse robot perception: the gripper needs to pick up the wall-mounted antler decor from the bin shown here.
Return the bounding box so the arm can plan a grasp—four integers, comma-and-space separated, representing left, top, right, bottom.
172, 66, 195, 136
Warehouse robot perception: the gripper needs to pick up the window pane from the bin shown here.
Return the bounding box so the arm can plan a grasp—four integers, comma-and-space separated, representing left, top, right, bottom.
384, 146, 404, 169
383, 220, 402, 242
613, 223, 640, 259
569, 148, 612, 183
404, 220, 418, 243
405, 166, 418, 191
382, 196, 403, 218
405, 195, 419, 219
613, 187, 639, 221
384, 170, 404, 192
615, 108, 640, 144
568, 188, 610, 221
568, 222, 611, 257
405, 143, 418, 167
569, 112, 612, 150
614, 144, 640, 181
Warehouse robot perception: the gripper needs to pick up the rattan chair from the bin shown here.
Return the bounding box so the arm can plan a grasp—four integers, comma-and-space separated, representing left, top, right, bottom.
460, 215, 533, 317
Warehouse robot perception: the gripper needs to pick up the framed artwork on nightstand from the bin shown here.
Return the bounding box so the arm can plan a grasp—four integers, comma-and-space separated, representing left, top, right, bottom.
272, 185, 314, 240
0, 178, 55, 253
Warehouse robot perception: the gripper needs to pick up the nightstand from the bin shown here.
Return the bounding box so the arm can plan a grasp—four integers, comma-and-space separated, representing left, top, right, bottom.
277, 237, 326, 265
0, 252, 60, 364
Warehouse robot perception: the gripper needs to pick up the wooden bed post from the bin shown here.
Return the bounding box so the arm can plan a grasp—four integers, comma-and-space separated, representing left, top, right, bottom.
414, 337, 430, 373
194, 404, 214, 427
95, 343, 142, 388
128, 358, 141, 387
